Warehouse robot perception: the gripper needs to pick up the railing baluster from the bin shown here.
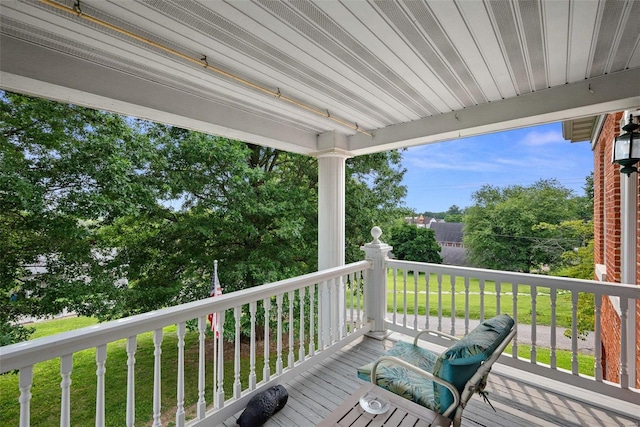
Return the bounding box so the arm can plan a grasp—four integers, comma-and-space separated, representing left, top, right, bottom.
126, 337, 136, 427
619, 297, 629, 388
496, 281, 501, 316
18, 366, 32, 427
336, 278, 340, 345
249, 301, 257, 390
96, 344, 107, 427
197, 317, 206, 419
464, 276, 470, 334
299, 288, 306, 362
152, 329, 162, 426
216, 311, 225, 409
511, 284, 517, 358
263, 298, 271, 383
288, 290, 295, 367
341, 276, 347, 338
60, 354, 72, 427
450, 274, 456, 336
571, 290, 579, 375
479, 279, 485, 322
233, 306, 242, 399
594, 292, 603, 381
318, 281, 325, 350
390, 268, 396, 325
348, 273, 354, 331
437, 273, 443, 331
276, 293, 283, 375
176, 322, 186, 427
359, 270, 364, 328
530, 285, 537, 364
550, 288, 557, 369
413, 269, 419, 330
425, 271, 430, 330
309, 285, 316, 357
402, 269, 408, 328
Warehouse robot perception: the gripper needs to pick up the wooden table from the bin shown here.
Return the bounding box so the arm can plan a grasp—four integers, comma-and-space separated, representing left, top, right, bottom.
317, 383, 450, 427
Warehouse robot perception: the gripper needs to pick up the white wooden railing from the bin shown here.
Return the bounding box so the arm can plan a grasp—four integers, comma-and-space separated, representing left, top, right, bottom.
2, 226, 639, 426
385, 259, 640, 404
0, 262, 371, 427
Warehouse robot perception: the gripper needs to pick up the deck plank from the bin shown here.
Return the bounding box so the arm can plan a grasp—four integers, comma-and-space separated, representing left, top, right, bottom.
218, 335, 640, 427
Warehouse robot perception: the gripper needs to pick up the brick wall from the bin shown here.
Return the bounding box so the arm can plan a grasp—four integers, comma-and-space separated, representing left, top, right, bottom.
601, 296, 622, 382
597, 113, 621, 383
602, 113, 622, 284
595, 112, 640, 388
594, 133, 605, 266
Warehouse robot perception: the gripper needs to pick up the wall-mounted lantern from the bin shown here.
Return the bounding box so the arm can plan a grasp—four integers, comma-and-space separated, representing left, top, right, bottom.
612, 114, 640, 176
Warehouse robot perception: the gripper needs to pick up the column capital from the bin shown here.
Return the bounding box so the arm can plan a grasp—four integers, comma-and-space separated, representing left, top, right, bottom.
315, 131, 353, 158
314, 148, 353, 159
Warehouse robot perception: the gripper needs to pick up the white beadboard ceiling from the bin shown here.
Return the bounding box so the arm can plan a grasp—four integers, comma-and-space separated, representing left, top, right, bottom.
1, 0, 639, 155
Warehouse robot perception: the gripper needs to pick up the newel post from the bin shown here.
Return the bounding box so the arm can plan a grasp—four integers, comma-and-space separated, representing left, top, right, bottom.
361, 226, 392, 340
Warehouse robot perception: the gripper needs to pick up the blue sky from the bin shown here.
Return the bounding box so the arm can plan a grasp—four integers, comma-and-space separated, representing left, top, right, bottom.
401, 122, 594, 213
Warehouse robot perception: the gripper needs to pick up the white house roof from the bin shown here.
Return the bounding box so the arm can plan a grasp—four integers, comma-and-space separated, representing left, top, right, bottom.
1, 0, 640, 156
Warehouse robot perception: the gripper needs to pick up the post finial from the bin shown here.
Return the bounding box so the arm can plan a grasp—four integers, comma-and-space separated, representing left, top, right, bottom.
371, 226, 382, 244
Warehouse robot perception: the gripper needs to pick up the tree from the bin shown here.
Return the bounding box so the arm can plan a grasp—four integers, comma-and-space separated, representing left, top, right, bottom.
387, 223, 442, 263
543, 220, 595, 340
463, 179, 580, 272
344, 151, 408, 263
1, 91, 158, 343
444, 205, 464, 222
1, 92, 408, 340
94, 130, 320, 319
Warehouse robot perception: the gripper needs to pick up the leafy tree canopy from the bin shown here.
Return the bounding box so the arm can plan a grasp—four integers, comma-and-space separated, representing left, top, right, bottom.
1, 92, 407, 342
387, 223, 442, 263
463, 178, 589, 273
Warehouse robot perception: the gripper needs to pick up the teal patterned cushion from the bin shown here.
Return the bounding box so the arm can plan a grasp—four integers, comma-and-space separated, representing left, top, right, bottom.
357, 341, 441, 412
356, 315, 514, 416
432, 314, 514, 411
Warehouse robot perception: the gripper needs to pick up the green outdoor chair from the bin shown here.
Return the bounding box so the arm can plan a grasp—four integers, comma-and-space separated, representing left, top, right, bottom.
358, 314, 516, 427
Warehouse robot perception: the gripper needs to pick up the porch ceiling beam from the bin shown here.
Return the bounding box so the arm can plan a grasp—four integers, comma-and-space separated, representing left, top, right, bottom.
0, 35, 317, 154
348, 68, 640, 155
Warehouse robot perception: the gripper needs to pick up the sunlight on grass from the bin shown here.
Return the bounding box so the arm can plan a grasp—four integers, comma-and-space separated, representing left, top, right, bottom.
506, 344, 594, 376
386, 270, 577, 329
1, 273, 592, 427
1, 317, 283, 426
28, 316, 99, 339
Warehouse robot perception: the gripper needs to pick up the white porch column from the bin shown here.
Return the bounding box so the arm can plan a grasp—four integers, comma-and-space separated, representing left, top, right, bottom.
317, 145, 351, 346
317, 148, 350, 270
361, 227, 392, 339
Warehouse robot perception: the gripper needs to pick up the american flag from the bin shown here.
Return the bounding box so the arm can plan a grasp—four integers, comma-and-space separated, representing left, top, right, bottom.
207, 260, 222, 336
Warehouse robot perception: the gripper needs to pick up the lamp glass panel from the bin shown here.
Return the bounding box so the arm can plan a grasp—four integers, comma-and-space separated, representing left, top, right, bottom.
630, 133, 640, 159
614, 134, 631, 160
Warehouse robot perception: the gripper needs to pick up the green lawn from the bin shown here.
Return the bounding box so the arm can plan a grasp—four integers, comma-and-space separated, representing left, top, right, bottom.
2, 271, 591, 426
385, 271, 577, 329
1, 317, 279, 426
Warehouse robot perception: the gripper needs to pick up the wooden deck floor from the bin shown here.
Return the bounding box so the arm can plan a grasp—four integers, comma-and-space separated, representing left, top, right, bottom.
221, 335, 640, 427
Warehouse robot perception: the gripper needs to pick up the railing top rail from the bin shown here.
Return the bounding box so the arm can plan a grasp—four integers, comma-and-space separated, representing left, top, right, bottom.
386, 259, 640, 298
0, 260, 372, 373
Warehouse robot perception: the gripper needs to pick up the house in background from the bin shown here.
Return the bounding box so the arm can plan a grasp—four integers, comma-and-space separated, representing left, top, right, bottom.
404, 214, 427, 228
427, 222, 467, 266
564, 108, 640, 389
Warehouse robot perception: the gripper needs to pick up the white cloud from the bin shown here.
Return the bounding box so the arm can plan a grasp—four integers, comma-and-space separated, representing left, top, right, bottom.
520, 129, 564, 146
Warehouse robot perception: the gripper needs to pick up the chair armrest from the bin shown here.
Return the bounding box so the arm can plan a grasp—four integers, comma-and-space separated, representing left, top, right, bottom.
371, 355, 461, 417
414, 329, 459, 346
